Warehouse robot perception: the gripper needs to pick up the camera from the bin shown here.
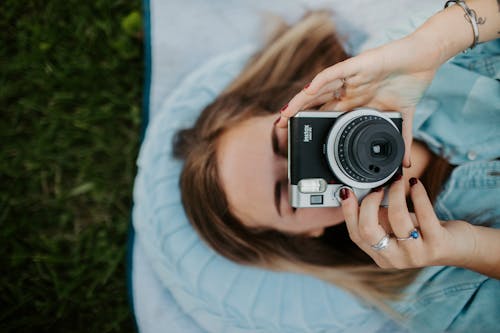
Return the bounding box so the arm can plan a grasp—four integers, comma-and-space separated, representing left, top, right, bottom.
288, 108, 404, 208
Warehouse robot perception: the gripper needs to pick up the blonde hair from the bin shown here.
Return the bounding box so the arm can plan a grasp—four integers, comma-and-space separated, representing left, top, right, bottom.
174, 12, 452, 313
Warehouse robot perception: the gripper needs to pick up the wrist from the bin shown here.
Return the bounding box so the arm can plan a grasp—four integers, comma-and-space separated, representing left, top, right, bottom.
406, 29, 446, 71
447, 223, 500, 279
430, 220, 475, 267
448, 220, 478, 268
411, 4, 476, 66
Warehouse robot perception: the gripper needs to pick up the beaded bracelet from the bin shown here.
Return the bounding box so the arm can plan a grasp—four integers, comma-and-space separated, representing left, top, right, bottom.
444, 0, 480, 50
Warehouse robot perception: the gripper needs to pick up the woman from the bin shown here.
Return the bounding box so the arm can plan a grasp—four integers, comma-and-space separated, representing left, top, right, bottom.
173, 5, 499, 325
281, 0, 500, 277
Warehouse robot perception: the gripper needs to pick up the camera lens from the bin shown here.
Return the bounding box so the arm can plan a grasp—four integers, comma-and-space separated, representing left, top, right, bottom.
327, 112, 404, 187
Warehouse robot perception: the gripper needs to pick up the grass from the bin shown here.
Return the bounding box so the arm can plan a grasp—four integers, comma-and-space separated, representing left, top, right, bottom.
1, 1, 143, 331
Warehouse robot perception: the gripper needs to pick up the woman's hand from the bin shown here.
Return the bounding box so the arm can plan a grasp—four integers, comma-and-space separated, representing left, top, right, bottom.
277, 34, 441, 167
339, 177, 476, 270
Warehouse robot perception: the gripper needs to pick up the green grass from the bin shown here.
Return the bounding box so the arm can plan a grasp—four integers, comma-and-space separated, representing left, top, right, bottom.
1, 1, 143, 331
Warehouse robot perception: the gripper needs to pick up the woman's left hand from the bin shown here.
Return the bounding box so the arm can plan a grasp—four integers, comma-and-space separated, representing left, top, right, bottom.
339, 176, 476, 269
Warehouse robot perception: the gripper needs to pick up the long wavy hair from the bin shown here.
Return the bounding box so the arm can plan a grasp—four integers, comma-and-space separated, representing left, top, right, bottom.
173, 12, 452, 311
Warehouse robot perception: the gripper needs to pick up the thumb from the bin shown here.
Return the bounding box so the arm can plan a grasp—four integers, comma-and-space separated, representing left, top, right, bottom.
401, 110, 414, 168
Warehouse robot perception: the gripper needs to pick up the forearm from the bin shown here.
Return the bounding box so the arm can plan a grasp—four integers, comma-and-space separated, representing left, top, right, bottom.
457, 224, 500, 279
412, 0, 500, 65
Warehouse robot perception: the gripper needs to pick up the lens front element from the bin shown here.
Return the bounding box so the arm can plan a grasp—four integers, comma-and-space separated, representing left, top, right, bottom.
326, 109, 404, 188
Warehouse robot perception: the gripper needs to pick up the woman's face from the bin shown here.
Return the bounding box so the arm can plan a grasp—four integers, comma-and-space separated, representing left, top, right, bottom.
217, 113, 345, 237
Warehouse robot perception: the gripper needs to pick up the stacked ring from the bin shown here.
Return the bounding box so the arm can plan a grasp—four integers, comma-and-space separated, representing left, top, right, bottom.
370, 234, 391, 251
396, 228, 420, 241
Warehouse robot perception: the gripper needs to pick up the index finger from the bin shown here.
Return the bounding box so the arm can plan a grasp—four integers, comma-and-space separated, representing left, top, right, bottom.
276, 60, 357, 128
306, 58, 355, 94
358, 189, 391, 246
340, 188, 362, 244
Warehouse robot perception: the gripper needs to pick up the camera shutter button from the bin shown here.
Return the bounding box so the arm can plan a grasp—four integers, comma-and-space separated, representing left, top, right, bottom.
334, 186, 352, 203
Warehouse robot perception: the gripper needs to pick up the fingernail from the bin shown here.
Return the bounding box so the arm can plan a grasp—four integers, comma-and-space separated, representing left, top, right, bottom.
409, 177, 418, 187
280, 103, 288, 112
393, 172, 402, 181
371, 186, 383, 193
339, 188, 349, 200
303, 82, 310, 90
273, 116, 281, 126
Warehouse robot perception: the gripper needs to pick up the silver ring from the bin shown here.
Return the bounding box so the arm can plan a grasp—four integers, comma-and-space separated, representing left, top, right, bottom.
396, 228, 420, 241
370, 234, 391, 251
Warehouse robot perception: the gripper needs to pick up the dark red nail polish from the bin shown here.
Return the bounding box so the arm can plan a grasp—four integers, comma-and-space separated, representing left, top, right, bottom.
280, 103, 288, 112
393, 173, 402, 181
409, 177, 418, 187
273, 116, 281, 126
372, 186, 383, 193
303, 83, 310, 90
340, 188, 349, 200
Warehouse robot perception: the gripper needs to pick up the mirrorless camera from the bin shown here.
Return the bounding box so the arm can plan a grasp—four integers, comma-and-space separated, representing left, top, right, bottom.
288, 108, 404, 208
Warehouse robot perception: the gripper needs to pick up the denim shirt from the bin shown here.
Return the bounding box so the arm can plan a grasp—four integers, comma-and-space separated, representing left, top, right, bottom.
389, 39, 500, 332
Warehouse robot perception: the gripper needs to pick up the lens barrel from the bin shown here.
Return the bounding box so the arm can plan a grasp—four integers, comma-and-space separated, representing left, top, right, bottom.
326, 110, 404, 188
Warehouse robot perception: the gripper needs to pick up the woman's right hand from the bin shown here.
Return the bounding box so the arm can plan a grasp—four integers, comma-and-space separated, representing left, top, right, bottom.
277, 33, 442, 167
340, 177, 477, 271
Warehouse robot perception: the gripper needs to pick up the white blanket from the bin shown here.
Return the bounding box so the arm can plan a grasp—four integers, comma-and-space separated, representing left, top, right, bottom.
133, 1, 441, 332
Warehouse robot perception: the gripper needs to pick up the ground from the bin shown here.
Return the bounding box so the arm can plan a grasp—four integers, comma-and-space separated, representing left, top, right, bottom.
0, 1, 143, 331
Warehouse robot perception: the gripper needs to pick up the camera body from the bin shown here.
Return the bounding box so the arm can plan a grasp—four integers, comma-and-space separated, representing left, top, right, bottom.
288, 108, 404, 208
